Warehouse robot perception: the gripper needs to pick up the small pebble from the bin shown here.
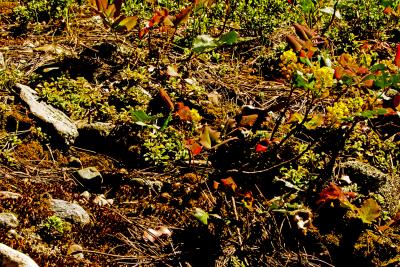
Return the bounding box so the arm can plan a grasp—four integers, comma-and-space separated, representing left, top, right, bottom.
80, 191, 91, 200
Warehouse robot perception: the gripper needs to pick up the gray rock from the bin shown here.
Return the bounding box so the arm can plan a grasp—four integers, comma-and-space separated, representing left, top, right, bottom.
50, 199, 90, 226
67, 244, 84, 259
0, 191, 22, 200
75, 167, 103, 190
0, 243, 39, 267
341, 160, 387, 192
341, 160, 400, 214
16, 83, 79, 145
131, 178, 163, 192
75, 121, 114, 138
0, 213, 19, 228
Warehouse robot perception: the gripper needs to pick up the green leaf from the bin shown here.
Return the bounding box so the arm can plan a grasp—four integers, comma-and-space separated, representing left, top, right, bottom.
370, 63, 387, 72
218, 31, 238, 45
192, 35, 217, 53
300, 0, 315, 13
130, 110, 151, 122
199, 125, 220, 149
357, 198, 381, 224
115, 16, 138, 31
193, 208, 209, 225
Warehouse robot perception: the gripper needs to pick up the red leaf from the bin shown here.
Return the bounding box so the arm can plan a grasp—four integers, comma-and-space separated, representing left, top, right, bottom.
139, 9, 169, 39
185, 139, 202, 156
393, 95, 400, 110
255, 143, 268, 153
356, 67, 369, 74
220, 177, 237, 192
139, 27, 150, 39
395, 43, 400, 67
383, 6, 393, 15
317, 182, 356, 205
174, 5, 193, 26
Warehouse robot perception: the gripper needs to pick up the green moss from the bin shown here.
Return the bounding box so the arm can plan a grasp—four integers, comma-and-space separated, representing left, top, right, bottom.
37, 75, 116, 121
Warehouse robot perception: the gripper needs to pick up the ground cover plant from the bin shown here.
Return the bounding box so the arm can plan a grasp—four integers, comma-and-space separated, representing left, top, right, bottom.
0, 0, 399, 266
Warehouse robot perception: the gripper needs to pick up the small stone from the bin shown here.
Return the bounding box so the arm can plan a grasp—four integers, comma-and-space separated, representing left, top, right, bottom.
67, 244, 84, 259
75, 167, 103, 190
80, 191, 91, 200
0, 243, 39, 267
92, 195, 109, 206
0, 191, 22, 200
50, 199, 90, 226
0, 213, 19, 228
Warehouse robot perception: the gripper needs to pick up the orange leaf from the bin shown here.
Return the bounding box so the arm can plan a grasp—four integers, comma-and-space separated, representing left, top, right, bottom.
139, 27, 150, 39
220, 177, 237, 192
356, 67, 369, 74
395, 43, 400, 67
334, 67, 344, 79
363, 79, 374, 88
159, 88, 174, 111
175, 102, 192, 121
383, 6, 393, 15
213, 181, 220, 190
185, 139, 202, 156
242, 191, 254, 210
239, 114, 258, 127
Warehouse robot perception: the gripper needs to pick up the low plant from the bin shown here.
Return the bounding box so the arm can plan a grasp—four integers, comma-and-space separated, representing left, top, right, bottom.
40, 215, 71, 240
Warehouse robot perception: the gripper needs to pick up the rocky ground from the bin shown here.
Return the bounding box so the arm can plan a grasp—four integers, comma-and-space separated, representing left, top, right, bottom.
0, 1, 400, 267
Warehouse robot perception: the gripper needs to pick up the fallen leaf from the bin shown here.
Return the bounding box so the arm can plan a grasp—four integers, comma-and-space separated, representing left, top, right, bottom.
317, 182, 356, 205
193, 208, 209, 225
166, 64, 180, 77
239, 114, 258, 127
175, 102, 192, 121
199, 125, 220, 149
395, 44, 400, 67
185, 138, 202, 156
221, 177, 237, 192
255, 143, 268, 153
159, 88, 174, 111
213, 181, 220, 190
357, 198, 381, 224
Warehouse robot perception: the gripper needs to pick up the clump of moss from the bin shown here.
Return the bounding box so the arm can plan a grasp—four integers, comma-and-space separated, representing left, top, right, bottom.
37, 75, 116, 121
39, 215, 72, 241
142, 127, 189, 167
